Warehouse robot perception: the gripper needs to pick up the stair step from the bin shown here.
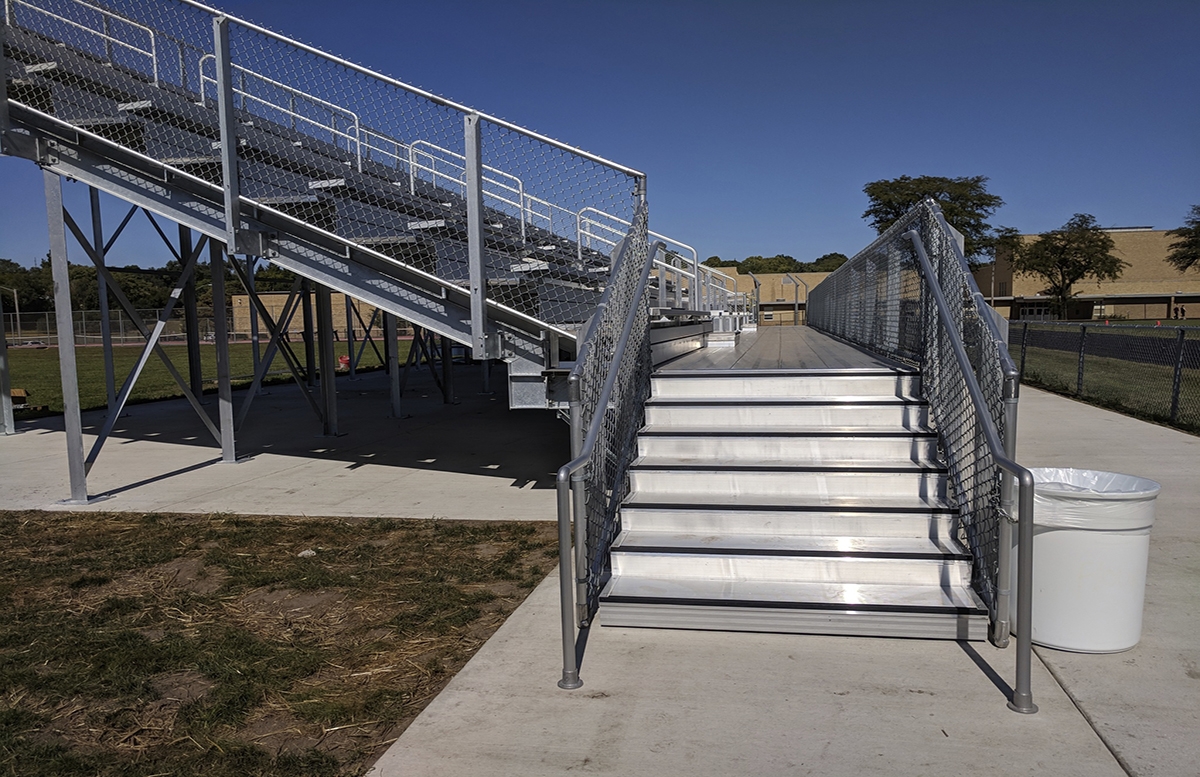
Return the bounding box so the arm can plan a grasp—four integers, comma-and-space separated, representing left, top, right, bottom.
643, 397, 929, 428
651, 369, 920, 399
628, 465, 947, 500
609, 550, 971, 587
611, 531, 966, 558
636, 428, 939, 464
620, 503, 956, 539
598, 576, 987, 639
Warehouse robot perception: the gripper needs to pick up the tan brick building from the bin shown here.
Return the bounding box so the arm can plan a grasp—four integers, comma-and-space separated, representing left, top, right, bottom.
973, 227, 1200, 321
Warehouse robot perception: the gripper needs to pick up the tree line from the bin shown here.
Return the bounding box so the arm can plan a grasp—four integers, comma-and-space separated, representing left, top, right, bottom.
0, 256, 298, 313
701, 253, 849, 275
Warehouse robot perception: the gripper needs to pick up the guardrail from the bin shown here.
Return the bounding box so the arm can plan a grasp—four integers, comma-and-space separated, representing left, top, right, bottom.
555, 205, 654, 689
808, 198, 1038, 714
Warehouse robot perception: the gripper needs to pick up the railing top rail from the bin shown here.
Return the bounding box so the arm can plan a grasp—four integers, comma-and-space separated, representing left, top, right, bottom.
175, 0, 645, 181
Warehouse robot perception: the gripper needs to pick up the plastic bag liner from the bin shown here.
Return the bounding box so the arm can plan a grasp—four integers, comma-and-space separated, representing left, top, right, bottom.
1030, 468, 1161, 531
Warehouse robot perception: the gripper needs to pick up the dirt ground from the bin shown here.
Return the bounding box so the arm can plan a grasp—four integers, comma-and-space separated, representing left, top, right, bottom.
0, 510, 558, 776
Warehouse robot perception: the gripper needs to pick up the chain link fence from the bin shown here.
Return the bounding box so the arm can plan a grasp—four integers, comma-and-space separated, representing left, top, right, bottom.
808, 199, 1013, 625
1013, 321, 1200, 433
4, 0, 641, 333
572, 205, 652, 620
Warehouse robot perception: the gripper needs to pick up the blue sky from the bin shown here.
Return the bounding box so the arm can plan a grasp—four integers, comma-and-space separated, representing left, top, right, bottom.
1, 0, 1197, 267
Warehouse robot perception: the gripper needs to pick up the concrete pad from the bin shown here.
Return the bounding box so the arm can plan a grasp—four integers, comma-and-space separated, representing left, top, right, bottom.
0, 364, 568, 521
1017, 388, 1200, 776
372, 575, 1123, 776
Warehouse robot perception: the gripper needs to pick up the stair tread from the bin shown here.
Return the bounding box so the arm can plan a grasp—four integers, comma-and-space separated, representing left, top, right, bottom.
612, 531, 967, 558
655, 367, 919, 377
645, 395, 925, 405
601, 576, 986, 613
638, 425, 937, 437
624, 493, 956, 512
630, 456, 946, 472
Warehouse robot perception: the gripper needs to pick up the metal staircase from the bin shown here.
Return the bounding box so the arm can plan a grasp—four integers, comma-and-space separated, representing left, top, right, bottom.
599, 366, 988, 639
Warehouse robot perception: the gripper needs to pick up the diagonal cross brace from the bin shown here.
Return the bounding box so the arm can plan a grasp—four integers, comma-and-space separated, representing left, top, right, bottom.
232, 277, 308, 430
62, 210, 220, 472
226, 258, 325, 425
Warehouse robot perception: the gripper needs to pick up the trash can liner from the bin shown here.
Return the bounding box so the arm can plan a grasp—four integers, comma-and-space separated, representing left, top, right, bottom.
1030, 468, 1160, 531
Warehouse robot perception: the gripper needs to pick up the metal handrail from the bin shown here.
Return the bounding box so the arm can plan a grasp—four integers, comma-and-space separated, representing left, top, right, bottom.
904, 229, 1037, 715
555, 235, 662, 689
6, 0, 158, 84
176, 0, 645, 179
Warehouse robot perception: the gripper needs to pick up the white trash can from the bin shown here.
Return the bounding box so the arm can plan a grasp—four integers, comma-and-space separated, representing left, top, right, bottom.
1011, 468, 1160, 653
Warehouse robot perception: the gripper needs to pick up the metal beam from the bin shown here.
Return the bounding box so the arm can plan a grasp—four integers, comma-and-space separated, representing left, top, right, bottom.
180, 226, 204, 399
315, 284, 339, 436
0, 18, 9, 142
89, 187, 117, 412
344, 294, 357, 379
0, 291, 13, 435
213, 16, 242, 252
44, 172, 89, 503
441, 335, 456, 404
209, 240, 237, 462
384, 313, 401, 418
301, 279, 316, 387
245, 256, 262, 389
464, 113, 492, 360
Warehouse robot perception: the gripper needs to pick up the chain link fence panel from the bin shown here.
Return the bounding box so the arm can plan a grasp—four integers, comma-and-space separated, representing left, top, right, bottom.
809, 199, 1013, 621
1013, 321, 1200, 433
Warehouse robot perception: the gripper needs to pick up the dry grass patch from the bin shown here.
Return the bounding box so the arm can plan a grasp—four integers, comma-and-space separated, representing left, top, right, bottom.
0, 510, 557, 776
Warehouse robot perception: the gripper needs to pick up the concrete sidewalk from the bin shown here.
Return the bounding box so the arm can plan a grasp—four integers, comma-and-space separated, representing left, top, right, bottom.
0, 364, 567, 521
372, 388, 1200, 777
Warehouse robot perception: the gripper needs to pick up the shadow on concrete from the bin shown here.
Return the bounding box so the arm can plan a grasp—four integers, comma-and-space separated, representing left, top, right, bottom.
957, 639, 1014, 702
63, 360, 569, 494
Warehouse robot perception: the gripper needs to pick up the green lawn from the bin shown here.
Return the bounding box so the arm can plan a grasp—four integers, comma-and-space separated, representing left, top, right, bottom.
7, 340, 411, 416
1014, 345, 1200, 433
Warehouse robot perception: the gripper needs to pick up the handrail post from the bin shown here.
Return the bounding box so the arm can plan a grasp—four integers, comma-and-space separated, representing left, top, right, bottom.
1009, 466, 1038, 714
568, 374, 589, 626
993, 377, 1018, 648
556, 465, 582, 689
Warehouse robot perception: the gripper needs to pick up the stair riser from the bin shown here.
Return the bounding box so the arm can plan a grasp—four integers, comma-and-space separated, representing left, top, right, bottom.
629, 470, 947, 499
598, 604, 988, 640
610, 553, 971, 587
620, 508, 955, 541
644, 404, 929, 428
636, 435, 939, 463
651, 374, 920, 398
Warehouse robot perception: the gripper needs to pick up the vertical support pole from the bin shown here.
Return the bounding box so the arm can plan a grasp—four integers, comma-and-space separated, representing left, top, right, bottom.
315, 284, 338, 436
993, 381, 1020, 647
344, 294, 357, 378
180, 226, 204, 400
246, 256, 261, 387
1019, 321, 1029, 379
209, 240, 236, 462
569, 388, 587, 626
440, 335, 455, 404
384, 313, 401, 418
0, 291, 13, 435
464, 113, 491, 359
1170, 327, 1186, 424
1076, 324, 1087, 396
45, 172, 88, 503
0, 15, 10, 143
213, 15, 241, 253
89, 188, 117, 412
1009, 469, 1038, 714
301, 279, 316, 387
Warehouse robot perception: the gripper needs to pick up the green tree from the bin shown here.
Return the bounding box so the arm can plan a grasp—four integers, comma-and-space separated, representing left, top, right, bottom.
702, 256, 739, 268
739, 255, 801, 274
1010, 214, 1126, 320
0, 258, 52, 312
862, 175, 1005, 263
809, 252, 848, 272
1165, 204, 1200, 273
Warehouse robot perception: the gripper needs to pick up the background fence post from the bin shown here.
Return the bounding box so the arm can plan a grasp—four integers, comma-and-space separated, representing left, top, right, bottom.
1019, 321, 1029, 380
1076, 324, 1087, 396
1170, 327, 1186, 424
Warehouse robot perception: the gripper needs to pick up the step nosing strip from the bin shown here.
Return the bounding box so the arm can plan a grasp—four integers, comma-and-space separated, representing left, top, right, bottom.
613, 546, 971, 561
623, 502, 958, 514
599, 596, 986, 616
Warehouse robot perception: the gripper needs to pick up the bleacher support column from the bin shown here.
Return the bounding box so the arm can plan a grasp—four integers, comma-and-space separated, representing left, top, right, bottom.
213, 15, 241, 254
344, 295, 356, 379
44, 171, 89, 503
315, 284, 339, 435
464, 113, 495, 361
209, 240, 237, 462
89, 188, 117, 411
301, 280, 316, 387
441, 335, 455, 404
384, 313, 401, 417
246, 256, 261, 388
180, 226, 204, 400
0, 292, 13, 435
